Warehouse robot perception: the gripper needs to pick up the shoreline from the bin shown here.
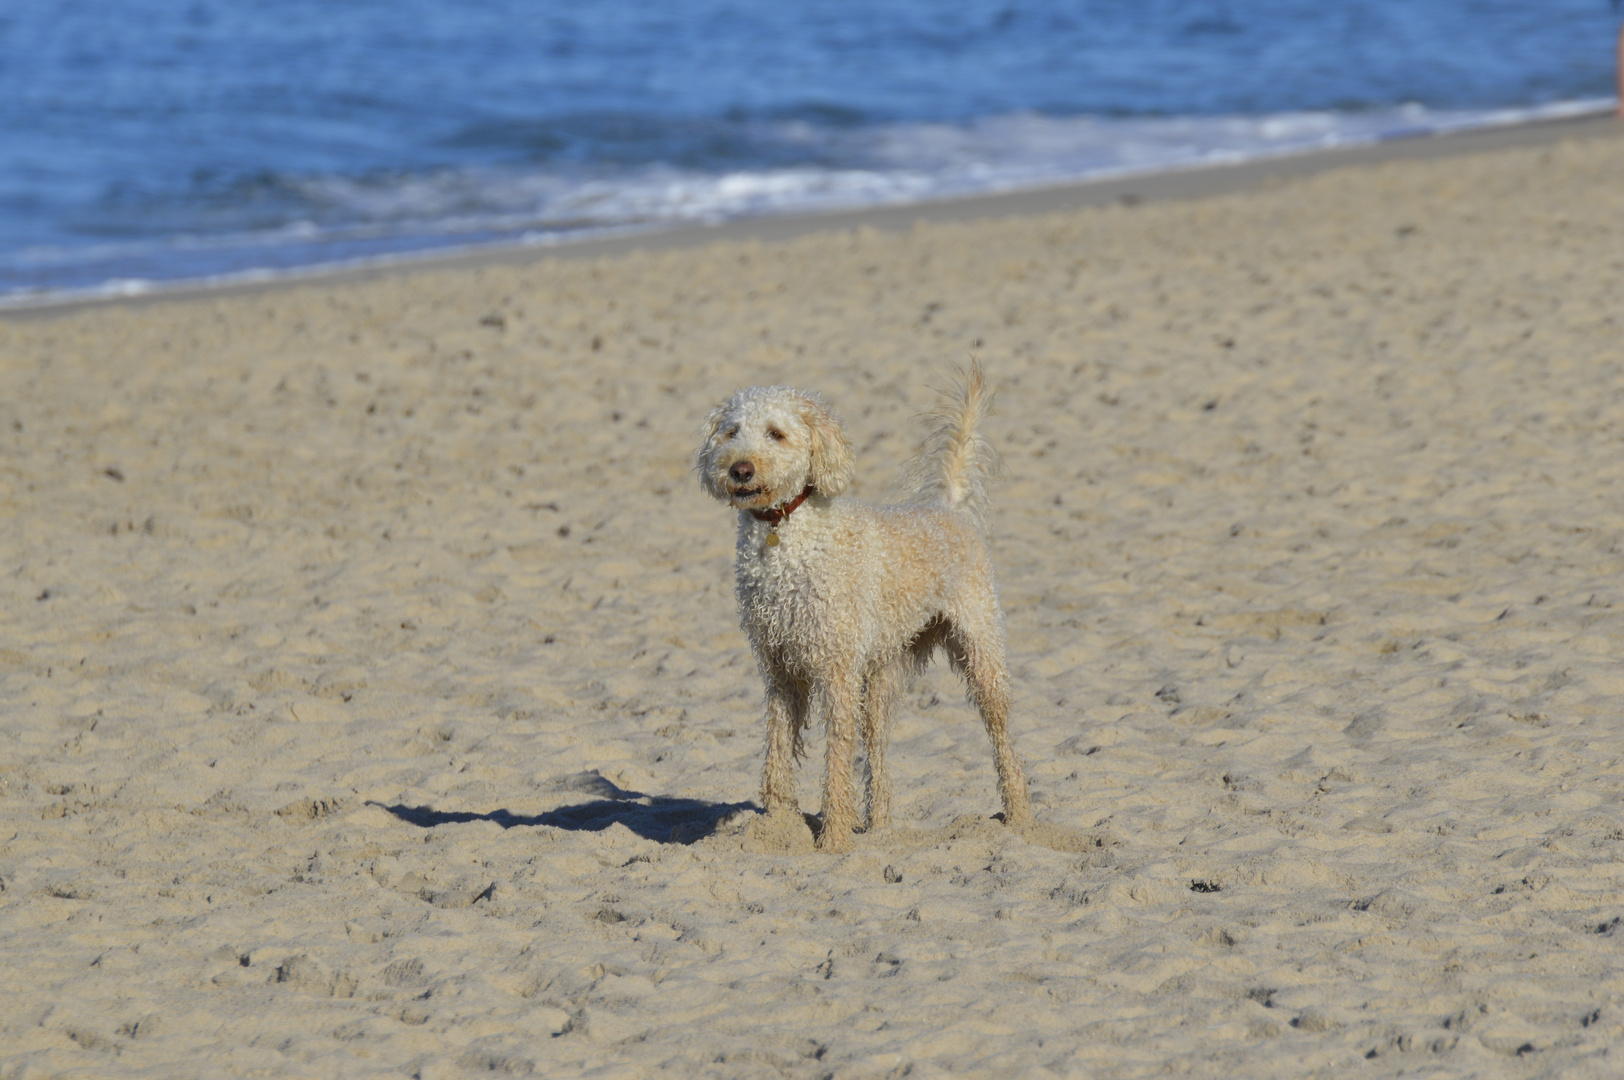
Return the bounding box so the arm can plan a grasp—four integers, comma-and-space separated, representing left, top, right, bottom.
4, 108, 1618, 321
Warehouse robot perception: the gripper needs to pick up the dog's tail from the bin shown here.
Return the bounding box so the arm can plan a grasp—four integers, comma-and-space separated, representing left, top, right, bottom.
904, 361, 1001, 534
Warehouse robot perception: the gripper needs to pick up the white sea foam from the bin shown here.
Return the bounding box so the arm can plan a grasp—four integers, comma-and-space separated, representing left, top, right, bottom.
1, 99, 1611, 307
279, 99, 1611, 231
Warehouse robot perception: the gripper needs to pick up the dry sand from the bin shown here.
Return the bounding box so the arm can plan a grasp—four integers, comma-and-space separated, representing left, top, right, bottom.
3, 126, 1624, 1078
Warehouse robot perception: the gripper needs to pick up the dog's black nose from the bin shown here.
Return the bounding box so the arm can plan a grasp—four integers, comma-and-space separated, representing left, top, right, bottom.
729, 461, 755, 484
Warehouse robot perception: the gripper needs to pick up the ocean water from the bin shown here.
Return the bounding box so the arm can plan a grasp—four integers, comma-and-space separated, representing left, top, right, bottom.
1, 1, 1616, 304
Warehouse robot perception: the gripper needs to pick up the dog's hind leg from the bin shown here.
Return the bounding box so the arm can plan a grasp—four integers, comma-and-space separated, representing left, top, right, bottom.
860, 659, 907, 832
946, 615, 1033, 828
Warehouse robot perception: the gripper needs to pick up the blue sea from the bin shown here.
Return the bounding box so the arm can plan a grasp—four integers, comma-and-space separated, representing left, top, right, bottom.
1, 1, 1617, 305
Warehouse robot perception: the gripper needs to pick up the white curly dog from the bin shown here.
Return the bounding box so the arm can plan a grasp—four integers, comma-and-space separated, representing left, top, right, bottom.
697, 365, 1031, 852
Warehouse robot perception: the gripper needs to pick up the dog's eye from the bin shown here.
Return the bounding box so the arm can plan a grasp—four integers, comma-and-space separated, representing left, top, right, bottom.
723, 427, 739, 441
767, 428, 785, 442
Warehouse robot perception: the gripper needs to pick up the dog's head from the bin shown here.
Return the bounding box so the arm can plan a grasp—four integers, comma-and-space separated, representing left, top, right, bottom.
697, 385, 854, 510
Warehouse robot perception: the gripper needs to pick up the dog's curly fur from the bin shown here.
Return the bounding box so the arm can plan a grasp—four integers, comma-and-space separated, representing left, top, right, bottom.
697, 365, 1031, 851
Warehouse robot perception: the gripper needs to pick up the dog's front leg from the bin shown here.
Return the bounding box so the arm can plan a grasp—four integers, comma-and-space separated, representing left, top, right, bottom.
814, 670, 862, 852
760, 667, 807, 818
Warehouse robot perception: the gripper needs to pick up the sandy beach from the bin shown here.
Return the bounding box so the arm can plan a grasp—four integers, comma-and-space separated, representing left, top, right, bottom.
4, 121, 1624, 1077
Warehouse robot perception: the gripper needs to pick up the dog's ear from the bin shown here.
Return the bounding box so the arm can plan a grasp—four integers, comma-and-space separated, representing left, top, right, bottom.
797, 392, 853, 497
696, 400, 730, 480
700, 400, 728, 445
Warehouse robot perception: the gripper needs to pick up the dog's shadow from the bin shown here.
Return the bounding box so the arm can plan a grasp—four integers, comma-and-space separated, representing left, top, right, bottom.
370, 771, 755, 845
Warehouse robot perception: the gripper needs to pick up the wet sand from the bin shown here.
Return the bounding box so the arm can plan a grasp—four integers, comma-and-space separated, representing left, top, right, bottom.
2, 118, 1623, 1077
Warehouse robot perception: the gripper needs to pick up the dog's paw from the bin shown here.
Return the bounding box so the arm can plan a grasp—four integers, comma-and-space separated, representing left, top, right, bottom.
813, 831, 854, 854
999, 807, 1036, 830
812, 814, 858, 854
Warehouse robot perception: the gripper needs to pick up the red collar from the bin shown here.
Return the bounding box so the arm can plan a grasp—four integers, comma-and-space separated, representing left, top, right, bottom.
749, 485, 814, 526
